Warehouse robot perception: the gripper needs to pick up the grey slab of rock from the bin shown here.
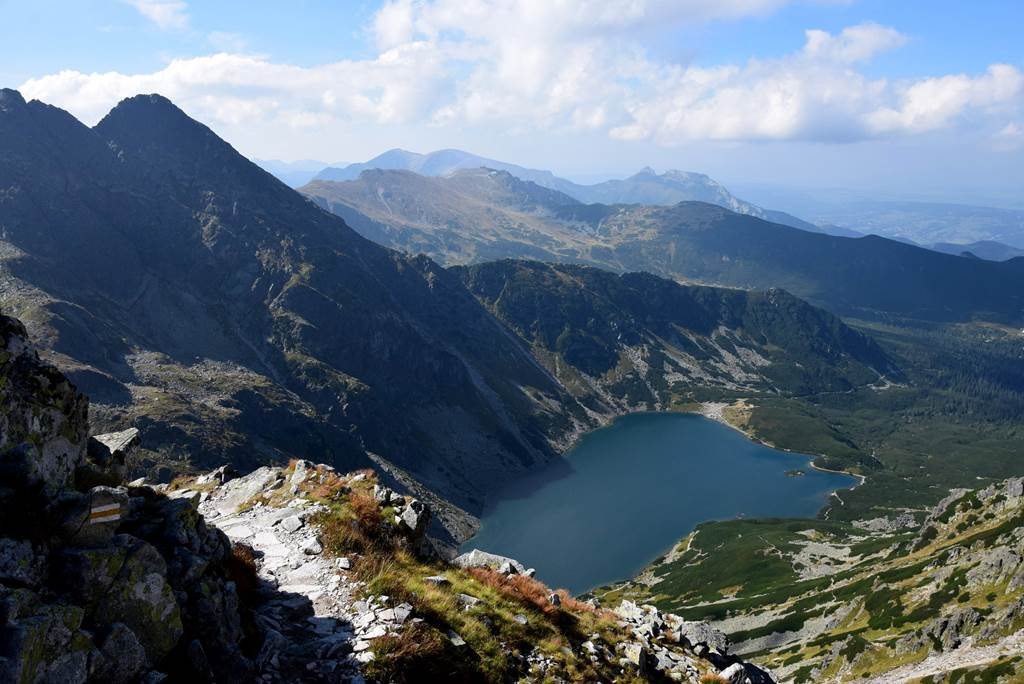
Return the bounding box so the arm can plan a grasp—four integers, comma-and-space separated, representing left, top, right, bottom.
720, 662, 747, 684
672, 619, 730, 654
424, 575, 449, 586
397, 500, 430, 536
195, 464, 239, 487
457, 593, 482, 608
0, 538, 45, 587
393, 603, 413, 624
213, 467, 284, 515
362, 625, 387, 639
280, 516, 304, 533
301, 538, 323, 555
452, 548, 527, 574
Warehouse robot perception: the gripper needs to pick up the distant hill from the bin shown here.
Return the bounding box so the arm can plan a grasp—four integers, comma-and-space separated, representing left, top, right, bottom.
930, 239, 1024, 261
303, 170, 1024, 323
312, 148, 823, 232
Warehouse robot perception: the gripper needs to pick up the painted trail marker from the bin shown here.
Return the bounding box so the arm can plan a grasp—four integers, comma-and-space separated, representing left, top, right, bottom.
89, 502, 121, 525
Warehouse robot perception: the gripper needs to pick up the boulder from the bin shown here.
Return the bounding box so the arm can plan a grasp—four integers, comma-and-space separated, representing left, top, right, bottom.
71, 486, 130, 547
0, 602, 94, 684
60, 535, 183, 664
720, 662, 748, 684
0, 314, 89, 494
452, 549, 527, 575
670, 618, 730, 654
194, 464, 239, 487
211, 467, 284, 515
79, 428, 140, 488
93, 623, 149, 684
397, 499, 430, 537
0, 539, 45, 588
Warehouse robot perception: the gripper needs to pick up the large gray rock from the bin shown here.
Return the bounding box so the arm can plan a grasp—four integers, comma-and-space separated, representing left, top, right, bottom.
669, 617, 730, 654
79, 428, 140, 487
59, 535, 183, 664
0, 315, 89, 494
211, 467, 284, 515
0, 539, 45, 588
720, 662, 748, 684
453, 548, 527, 575
397, 499, 430, 537
93, 623, 149, 684
0, 600, 94, 684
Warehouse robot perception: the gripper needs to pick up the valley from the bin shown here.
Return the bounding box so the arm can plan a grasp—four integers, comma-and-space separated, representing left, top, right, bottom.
3, 88, 1024, 683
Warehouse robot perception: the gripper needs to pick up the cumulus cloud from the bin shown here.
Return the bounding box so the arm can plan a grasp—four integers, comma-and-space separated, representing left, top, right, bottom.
802, 22, 906, 63
123, 0, 190, 30
19, 1, 1024, 147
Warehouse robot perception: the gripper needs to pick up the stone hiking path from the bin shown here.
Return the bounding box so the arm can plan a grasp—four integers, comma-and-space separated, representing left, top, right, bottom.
186, 464, 415, 683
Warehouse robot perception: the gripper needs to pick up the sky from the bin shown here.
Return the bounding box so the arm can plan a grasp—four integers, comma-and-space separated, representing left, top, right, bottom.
3, 1, 1022, 204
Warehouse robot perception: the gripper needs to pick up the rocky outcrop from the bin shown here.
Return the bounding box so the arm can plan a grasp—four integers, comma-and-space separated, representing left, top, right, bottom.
453, 548, 533, 576
0, 313, 252, 683
0, 315, 89, 494
613, 600, 774, 683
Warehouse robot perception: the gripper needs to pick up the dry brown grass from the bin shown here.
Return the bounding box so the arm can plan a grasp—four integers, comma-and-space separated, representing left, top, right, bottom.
364, 622, 467, 683
465, 568, 607, 620
699, 674, 731, 684
299, 467, 349, 501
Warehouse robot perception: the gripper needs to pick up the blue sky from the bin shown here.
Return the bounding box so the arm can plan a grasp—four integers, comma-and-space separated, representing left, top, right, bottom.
3, 1, 1022, 202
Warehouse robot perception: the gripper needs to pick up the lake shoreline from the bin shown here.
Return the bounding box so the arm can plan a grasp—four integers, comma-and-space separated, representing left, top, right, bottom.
693, 401, 868, 492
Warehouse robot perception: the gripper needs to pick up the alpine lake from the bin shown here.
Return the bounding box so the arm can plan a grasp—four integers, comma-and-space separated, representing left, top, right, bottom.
460, 412, 857, 594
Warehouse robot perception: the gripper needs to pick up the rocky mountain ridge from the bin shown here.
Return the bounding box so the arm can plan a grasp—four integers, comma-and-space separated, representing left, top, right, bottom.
304, 171, 1024, 323
309, 149, 814, 231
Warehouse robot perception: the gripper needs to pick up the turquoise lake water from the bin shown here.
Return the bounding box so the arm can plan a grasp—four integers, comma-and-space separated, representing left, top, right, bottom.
460, 412, 857, 594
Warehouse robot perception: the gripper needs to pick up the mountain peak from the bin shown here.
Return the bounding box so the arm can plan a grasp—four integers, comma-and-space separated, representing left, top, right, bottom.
637, 166, 657, 176
0, 88, 26, 112
94, 93, 237, 165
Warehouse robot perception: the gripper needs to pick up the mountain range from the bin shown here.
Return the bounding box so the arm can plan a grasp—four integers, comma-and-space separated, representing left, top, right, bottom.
310, 148, 825, 233
301, 168, 1024, 324
0, 89, 891, 532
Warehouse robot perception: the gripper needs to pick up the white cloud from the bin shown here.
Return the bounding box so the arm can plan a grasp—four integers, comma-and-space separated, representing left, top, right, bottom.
867, 64, 1024, 135
18, 2, 1024, 148
123, 0, 190, 30
802, 22, 906, 63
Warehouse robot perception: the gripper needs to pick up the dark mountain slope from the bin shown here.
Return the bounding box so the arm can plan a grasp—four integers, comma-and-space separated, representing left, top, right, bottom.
588, 203, 1024, 322
0, 90, 579, 511
455, 261, 897, 415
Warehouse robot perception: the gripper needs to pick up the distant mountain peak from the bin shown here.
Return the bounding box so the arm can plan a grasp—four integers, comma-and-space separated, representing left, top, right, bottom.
637, 166, 657, 176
